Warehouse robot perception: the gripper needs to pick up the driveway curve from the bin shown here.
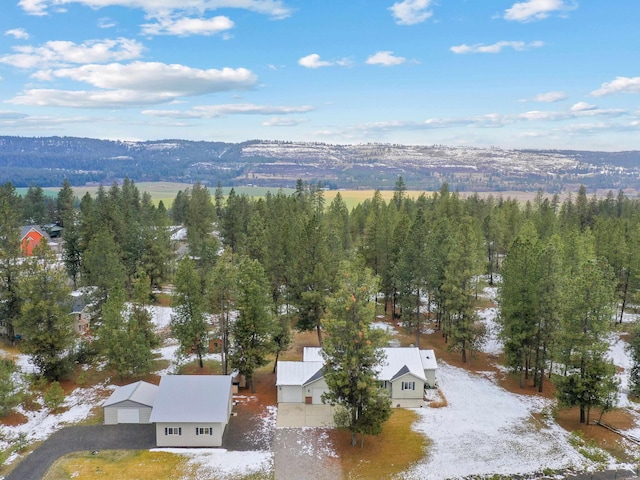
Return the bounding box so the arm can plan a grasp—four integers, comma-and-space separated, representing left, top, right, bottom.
5, 424, 155, 480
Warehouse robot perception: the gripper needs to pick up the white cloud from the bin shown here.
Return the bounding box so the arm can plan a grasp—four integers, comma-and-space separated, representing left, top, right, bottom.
298, 54, 333, 69
366, 51, 406, 66
9, 62, 257, 108
5, 28, 30, 40
262, 117, 309, 126
18, 0, 47, 16
450, 40, 544, 54
389, 0, 434, 25
33, 62, 256, 93
9, 89, 182, 107
143, 103, 314, 118
0, 111, 29, 120
532, 91, 566, 102
571, 101, 596, 112
141, 15, 234, 36
504, 0, 576, 22
591, 76, 640, 96
0, 38, 144, 69
18, 0, 292, 19
98, 17, 116, 28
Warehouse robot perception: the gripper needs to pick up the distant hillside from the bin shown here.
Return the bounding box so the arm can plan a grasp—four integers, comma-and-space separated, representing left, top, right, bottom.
1, 136, 639, 193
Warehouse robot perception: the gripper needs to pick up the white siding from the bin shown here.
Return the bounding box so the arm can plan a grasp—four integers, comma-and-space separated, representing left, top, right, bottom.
155, 422, 226, 447
303, 378, 328, 405
390, 373, 425, 401
424, 368, 436, 388
104, 402, 153, 425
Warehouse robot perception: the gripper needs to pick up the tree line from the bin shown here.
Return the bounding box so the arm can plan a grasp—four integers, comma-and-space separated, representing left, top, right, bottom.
3, 177, 640, 434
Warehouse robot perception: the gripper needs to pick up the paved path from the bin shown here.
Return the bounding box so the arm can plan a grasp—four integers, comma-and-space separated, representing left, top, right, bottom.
4, 424, 155, 480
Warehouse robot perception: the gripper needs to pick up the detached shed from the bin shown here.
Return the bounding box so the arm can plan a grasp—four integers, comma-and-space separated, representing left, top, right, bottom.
103, 381, 158, 425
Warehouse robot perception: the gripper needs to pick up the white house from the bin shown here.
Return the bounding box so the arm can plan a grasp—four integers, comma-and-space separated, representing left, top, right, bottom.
276, 347, 437, 406
149, 375, 233, 447
103, 380, 158, 425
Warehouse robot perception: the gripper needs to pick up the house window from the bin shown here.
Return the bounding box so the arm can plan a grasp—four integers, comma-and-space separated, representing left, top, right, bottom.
401, 381, 415, 391
196, 427, 213, 436
165, 427, 182, 435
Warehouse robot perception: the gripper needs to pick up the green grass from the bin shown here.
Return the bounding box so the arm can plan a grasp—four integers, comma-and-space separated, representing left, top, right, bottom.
334, 408, 428, 479
43, 450, 274, 480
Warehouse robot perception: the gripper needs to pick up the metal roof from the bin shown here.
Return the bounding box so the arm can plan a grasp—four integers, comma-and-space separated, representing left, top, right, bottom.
276, 361, 324, 386
419, 349, 438, 371
284, 347, 437, 385
103, 381, 159, 408
148, 375, 232, 424
377, 348, 427, 382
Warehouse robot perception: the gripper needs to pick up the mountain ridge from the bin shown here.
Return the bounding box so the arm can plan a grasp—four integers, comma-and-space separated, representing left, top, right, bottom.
1, 136, 639, 192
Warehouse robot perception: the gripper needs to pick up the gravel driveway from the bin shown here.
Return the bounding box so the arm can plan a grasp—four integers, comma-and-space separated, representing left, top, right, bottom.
4, 424, 155, 480
273, 428, 342, 480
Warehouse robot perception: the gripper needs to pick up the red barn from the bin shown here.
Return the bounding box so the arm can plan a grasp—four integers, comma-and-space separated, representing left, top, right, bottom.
20, 226, 47, 256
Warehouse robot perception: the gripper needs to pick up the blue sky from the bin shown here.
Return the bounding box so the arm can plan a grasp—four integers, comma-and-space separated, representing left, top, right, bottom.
1, 0, 639, 150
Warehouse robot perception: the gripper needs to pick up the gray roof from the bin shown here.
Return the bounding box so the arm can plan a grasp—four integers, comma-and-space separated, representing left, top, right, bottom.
149, 375, 232, 424
103, 381, 158, 408
20, 225, 48, 241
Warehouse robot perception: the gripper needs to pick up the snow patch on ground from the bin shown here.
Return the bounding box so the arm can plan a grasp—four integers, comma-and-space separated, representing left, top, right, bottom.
0, 382, 110, 465
477, 307, 502, 355
405, 363, 591, 479
294, 428, 338, 459
155, 448, 273, 479
149, 305, 173, 330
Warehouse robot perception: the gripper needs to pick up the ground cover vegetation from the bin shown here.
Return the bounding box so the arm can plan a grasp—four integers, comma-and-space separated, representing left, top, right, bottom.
3, 176, 640, 474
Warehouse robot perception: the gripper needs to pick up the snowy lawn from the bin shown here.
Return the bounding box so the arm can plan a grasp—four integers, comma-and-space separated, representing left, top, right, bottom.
405, 363, 594, 479
152, 448, 273, 479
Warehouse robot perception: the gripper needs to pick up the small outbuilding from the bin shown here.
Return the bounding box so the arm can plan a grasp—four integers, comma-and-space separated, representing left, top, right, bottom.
149, 375, 233, 447
103, 380, 158, 425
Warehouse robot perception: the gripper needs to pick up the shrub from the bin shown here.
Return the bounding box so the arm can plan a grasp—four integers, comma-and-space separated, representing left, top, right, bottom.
43, 381, 65, 411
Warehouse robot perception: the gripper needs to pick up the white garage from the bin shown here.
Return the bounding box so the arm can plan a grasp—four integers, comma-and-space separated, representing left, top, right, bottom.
103, 381, 158, 425
276, 360, 324, 403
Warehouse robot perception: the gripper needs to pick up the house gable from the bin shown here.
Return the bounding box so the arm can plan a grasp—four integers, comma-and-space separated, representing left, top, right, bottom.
20, 225, 47, 256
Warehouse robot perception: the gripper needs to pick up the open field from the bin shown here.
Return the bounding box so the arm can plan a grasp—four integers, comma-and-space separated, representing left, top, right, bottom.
31, 182, 570, 210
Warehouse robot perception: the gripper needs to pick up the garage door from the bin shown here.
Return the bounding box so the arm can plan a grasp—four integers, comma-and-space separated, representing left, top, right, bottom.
117, 408, 140, 423
312, 388, 325, 404
279, 387, 301, 403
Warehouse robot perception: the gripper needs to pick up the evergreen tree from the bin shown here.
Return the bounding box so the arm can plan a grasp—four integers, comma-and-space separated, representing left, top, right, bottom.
56, 179, 75, 227
441, 216, 485, 363
0, 182, 24, 342
208, 247, 238, 375
100, 287, 157, 380
555, 258, 618, 424
22, 185, 48, 224
82, 228, 126, 311
171, 257, 209, 368
17, 246, 74, 380
291, 213, 331, 345
499, 222, 541, 387
0, 359, 21, 417
185, 182, 217, 264
321, 259, 391, 447
628, 320, 640, 397
394, 208, 430, 346
230, 257, 276, 393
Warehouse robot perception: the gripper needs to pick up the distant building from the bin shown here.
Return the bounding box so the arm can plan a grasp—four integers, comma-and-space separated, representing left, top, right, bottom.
20, 225, 48, 256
